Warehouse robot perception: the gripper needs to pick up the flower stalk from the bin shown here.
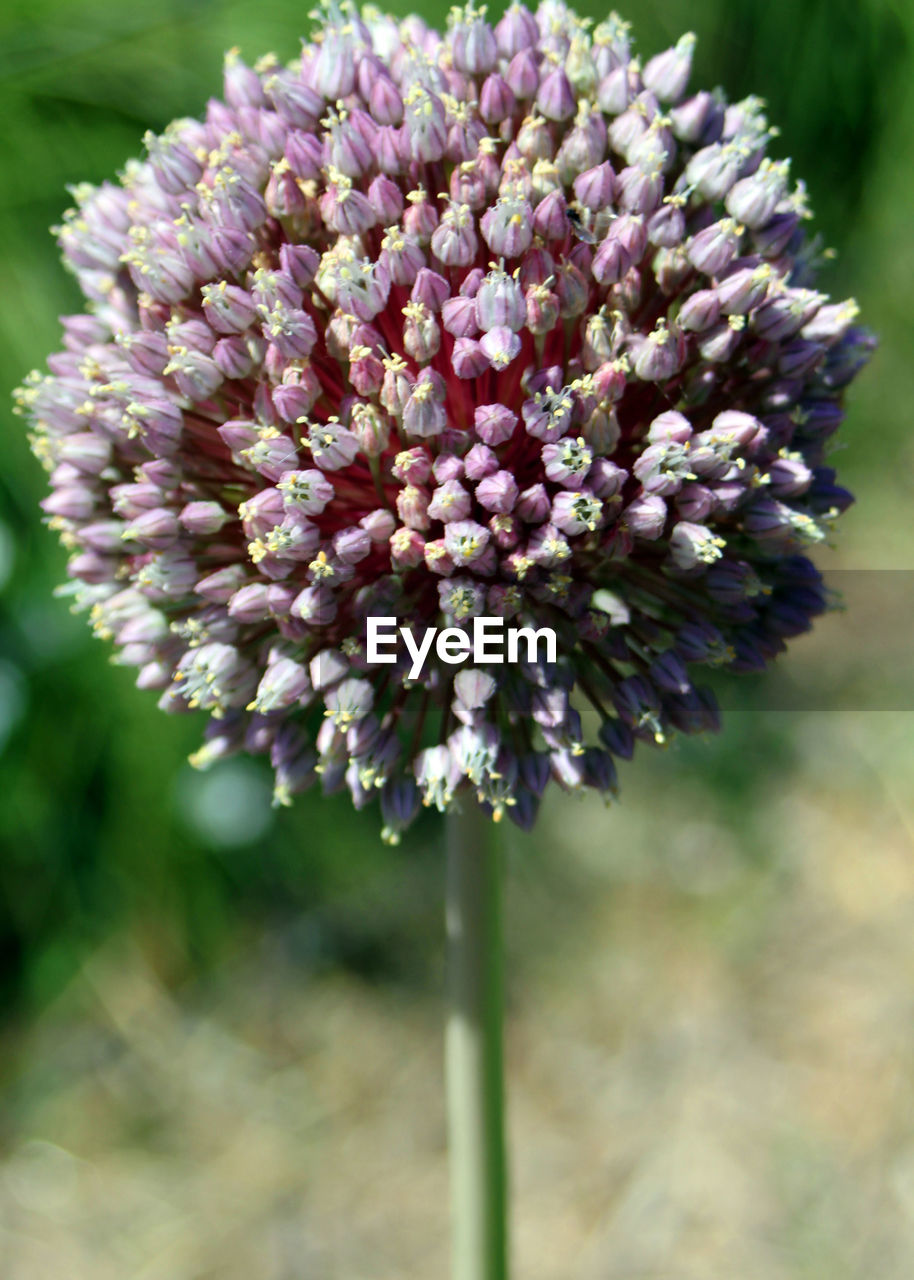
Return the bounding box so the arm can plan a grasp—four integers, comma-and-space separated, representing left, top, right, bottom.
446, 803, 507, 1280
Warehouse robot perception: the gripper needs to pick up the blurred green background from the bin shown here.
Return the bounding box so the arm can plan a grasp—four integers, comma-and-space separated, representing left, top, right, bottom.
0, 1, 913, 1275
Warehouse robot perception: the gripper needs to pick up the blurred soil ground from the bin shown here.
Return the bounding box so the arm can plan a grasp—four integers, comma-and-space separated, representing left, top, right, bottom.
1, 709, 912, 1279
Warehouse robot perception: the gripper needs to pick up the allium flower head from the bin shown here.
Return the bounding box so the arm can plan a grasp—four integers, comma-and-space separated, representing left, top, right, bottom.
16, 2, 873, 841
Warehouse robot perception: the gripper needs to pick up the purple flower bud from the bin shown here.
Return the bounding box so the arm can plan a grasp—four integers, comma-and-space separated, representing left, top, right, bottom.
592, 214, 647, 284
522, 280, 558, 336
451, 337, 490, 379
631, 322, 683, 382
675, 483, 715, 521
479, 325, 522, 370
480, 73, 517, 125
669, 520, 725, 570
596, 63, 632, 115
248, 656, 310, 714
480, 194, 533, 258
767, 452, 813, 496
716, 261, 772, 315
379, 226, 425, 285
225, 583, 270, 623
42, 484, 97, 521
74, 518, 124, 555
389, 447, 429, 486
705, 559, 765, 605
503, 47, 539, 99
179, 500, 229, 535
442, 294, 479, 338
451, 8, 497, 75
213, 337, 254, 380
369, 76, 404, 126
753, 210, 800, 257
476, 470, 519, 514
476, 268, 526, 332
402, 301, 441, 363
308, 649, 348, 692
616, 164, 664, 215
527, 189, 566, 241
428, 479, 472, 523
752, 290, 824, 342
404, 85, 448, 162
581, 747, 617, 793
623, 493, 667, 539
537, 67, 576, 122
431, 201, 478, 267
574, 161, 616, 211
272, 471, 331, 520
670, 91, 721, 144
586, 458, 625, 499
379, 777, 420, 844
281, 131, 320, 186
474, 403, 517, 447
332, 527, 371, 565
699, 319, 744, 363
266, 70, 323, 130
459, 445, 493, 482
488, 514, 519, 550
356, 510, 395, 545
554, 259, 590, 318
516, 483, 550, 523
411, 267, 450, 312
291, 583, 337, 626
402, 369, 447, 437
495, 3, 538, 57
642, 33, 696, 103
687, 218, 743, 275
222, 49, 264, 108
362, 175, 402, 226
455, 668, 497, 714
678, 288, 721, 332
708, 409, 763, 448
193, 563, 248, 603
684, 142, 742, 201
200, 281, 257, 334
725, 160, 788, 228
57, 432, 112, 475
325, 677, 373, 730
422, 537, 455, 575
396, 484, 431, 531
111, 481, 166, 518
777, 339, 823, 380
115, 330, 169, 377
306, 421, 358, 471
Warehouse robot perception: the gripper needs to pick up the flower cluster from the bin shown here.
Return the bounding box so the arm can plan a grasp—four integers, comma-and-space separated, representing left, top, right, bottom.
17, 2, 873, 840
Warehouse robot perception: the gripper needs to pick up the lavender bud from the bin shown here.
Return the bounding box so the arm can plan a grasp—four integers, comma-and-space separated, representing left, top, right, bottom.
476, 470, 519, 513
624, 493, 667, 539
475, 403, 518, 446
642, 33, 696, 103
428, 479, 472, 523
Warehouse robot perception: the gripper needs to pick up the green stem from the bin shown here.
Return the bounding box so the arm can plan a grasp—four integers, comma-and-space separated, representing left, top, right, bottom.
446, 802, 508, 1280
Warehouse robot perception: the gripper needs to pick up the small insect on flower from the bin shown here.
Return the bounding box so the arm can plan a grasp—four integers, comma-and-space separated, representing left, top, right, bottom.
566, 206, 596, 245
16, 1, 873, 842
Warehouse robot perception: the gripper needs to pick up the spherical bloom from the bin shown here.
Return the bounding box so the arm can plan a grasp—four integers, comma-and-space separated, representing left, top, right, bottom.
16, 2, 873, 842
